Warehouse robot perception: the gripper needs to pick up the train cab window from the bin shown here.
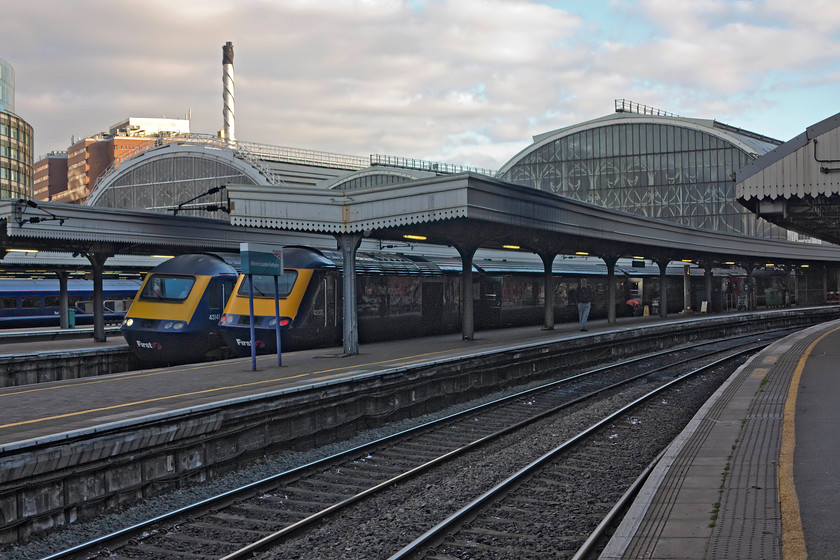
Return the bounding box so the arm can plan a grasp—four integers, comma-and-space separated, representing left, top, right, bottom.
21, 296, 41, 308
209, 277, 237, 308
237, 272, 298, 298
141, 275, 196, 302
0, 297, 16, 309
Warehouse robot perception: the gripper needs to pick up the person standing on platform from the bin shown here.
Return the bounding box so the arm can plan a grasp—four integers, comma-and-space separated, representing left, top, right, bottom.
577, 277, 593, 331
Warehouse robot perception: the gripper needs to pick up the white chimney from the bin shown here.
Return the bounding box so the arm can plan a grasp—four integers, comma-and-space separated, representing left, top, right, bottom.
222, 41, 235, 147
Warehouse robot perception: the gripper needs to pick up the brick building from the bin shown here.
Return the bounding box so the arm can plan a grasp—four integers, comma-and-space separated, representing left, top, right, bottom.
40, 117, 189, 203
32, 151, 68, 201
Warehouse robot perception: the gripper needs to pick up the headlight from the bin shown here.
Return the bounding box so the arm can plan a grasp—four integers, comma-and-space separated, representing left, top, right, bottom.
221, 314, 234, 324
163, 321, 174, 329
124, 318, 134, 327
173, 322, 186, 330
268, 318, 277, 326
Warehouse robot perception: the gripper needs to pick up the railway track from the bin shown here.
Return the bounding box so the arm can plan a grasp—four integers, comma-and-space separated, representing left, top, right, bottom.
41, 331, 780, 560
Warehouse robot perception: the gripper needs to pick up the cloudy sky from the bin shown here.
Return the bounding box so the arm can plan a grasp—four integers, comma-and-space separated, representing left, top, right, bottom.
3, 0, 840, 170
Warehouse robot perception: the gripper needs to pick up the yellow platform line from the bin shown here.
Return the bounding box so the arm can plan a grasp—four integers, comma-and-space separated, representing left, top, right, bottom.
779, 326, 839, 560
0, 349, 455, 430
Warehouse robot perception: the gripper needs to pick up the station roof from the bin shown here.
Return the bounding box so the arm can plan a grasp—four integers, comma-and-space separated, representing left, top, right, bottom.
226, 172, 840, 266
499, 111, 782, 176
0, 199, 299, 257
736, 111, 840, 245
4, 171, 840, 269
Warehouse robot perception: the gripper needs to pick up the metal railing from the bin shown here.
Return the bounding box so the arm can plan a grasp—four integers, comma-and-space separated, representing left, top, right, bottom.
369, 153, 496, 177
84, 134, 499, 204
615, 99, 681, 118
85, 134, 294, 202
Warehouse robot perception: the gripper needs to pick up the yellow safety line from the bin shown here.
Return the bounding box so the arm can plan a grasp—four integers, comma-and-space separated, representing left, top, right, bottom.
0, 360, 240, 397
0, 348, 457, 430
0, 347, 455, 399
779, 326, 839, 560
0, 372, 315, 429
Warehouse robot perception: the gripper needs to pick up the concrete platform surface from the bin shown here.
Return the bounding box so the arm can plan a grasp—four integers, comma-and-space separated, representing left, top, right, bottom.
600, 319, 840, 560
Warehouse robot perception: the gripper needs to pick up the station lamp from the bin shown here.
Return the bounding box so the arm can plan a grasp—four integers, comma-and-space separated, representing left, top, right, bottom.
502, 245, 520, 250
403, 234, 427, 241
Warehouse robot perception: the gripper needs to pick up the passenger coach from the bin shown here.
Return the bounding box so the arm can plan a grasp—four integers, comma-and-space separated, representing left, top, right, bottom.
0, 278, 139, 328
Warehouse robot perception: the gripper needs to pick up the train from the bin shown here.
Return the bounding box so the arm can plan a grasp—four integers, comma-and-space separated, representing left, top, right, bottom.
120, 254, 238, 364
121, 245, 766, 366
0, 278, 141, 328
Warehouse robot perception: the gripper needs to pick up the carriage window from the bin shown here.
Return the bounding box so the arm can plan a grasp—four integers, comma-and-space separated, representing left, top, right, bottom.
44, 296, 60, 307
21, 296, 41, 308
237, 272, 298, 298
0, 297, 16, 309
140, 275, 196, 302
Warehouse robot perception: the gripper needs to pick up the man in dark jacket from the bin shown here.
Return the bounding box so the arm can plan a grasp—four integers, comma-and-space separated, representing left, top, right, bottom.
577, 278, 593, 331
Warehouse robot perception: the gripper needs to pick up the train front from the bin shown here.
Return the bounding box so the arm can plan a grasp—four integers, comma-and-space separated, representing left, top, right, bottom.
219, 247, 334, 356
121, 254, 238, 365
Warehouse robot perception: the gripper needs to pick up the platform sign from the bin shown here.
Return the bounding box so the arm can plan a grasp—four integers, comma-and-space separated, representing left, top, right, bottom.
240, 243, 285, 370
240, 243, 284, 276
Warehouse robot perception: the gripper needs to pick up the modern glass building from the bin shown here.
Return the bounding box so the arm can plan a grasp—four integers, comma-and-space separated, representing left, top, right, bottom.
0, 57, 34, 200
498, 100, 787, 239
0, 57, 13, 113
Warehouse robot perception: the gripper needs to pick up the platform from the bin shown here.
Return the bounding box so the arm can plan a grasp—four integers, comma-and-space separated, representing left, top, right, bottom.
600, 318, 840, 560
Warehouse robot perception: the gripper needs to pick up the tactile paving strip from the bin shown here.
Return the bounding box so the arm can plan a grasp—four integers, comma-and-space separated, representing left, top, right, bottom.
601, 322, 839, 560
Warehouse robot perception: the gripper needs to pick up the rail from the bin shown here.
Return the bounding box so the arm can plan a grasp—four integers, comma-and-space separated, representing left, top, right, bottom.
39, 332, 778, 559
388, 343, 765, 559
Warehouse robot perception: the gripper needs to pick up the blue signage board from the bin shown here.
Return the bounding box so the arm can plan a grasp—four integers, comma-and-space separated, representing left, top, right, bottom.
240, 243, 284, 276
240, 243, 285, 370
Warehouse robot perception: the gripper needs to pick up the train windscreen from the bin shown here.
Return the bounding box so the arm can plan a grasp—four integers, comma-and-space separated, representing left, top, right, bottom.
140, 275, 196, 302
237, 272, 298, 298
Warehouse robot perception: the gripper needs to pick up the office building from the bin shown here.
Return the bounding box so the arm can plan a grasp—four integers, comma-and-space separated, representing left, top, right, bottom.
33, 151, 68, 201
0, 57, 33, 199
51, 117, 190, 203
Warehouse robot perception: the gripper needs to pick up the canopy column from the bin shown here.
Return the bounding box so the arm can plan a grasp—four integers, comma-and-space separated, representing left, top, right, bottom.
85, 249, 113, 342
655, 258, 670, 318
55, 270, 69, 329
742, 263, 756, 310
336, 233, 363, 356
783, 264, 794, 306
537, 250, 558, 330
600, 254, 619, 324
701, 260, 714, 312
455, 244, 479, 340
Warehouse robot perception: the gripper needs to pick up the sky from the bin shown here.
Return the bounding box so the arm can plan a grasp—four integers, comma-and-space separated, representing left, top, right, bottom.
3, 0, 840, 171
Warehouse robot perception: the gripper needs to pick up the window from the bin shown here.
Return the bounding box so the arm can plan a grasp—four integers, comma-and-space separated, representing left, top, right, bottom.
141, 274, 196, 301
21, 296, 41, 308
237, 272, 298, 298
209, 277, 237, 308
